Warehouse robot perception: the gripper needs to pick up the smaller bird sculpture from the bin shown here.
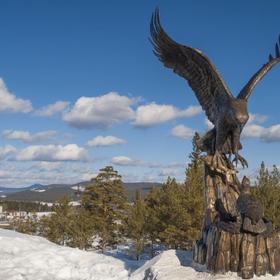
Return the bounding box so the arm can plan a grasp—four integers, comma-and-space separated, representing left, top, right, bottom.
236, 176, 264, 224
150, 8, 280, 168
236, 176, 266, 234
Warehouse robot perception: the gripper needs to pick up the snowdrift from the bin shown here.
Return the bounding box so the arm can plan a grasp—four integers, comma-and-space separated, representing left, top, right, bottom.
0, 229, 128, 280
131, 250, 221, 280
1, 229, 280, 280
131, 250, 280, 280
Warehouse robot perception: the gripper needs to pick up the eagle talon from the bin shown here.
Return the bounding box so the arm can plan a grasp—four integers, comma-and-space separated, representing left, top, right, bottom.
232, 153, 248, 168
211, 151, 225, 170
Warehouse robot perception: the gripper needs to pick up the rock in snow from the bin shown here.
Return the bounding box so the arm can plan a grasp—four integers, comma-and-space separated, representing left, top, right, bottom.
1, 229, 280, 280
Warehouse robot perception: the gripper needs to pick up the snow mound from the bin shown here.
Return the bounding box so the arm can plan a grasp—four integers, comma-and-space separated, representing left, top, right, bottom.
130, 250, 280, 280
0, 229, 128, 280
2, 229, 280, 280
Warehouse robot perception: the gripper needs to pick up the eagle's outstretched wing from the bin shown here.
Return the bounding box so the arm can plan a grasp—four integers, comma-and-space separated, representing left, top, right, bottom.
150, 9, 234, 124
238, 36, 280, 100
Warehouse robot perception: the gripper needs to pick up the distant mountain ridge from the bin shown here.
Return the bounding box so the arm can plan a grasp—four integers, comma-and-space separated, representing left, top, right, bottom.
0, 184, 45, 194
0, 182, 162, 202
0, 186, 33, 194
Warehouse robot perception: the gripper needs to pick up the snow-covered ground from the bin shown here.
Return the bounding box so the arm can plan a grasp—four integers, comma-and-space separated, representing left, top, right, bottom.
1, 229, 280, 280
0, 229, 129, 280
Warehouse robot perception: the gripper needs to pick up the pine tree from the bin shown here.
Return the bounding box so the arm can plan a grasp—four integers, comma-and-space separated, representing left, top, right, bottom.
158, 177, 192, 249
41, 196, 73, 245
256, 161, 270, 188
145, 177, 196, 250
82, 166, 128, 252
13, 216, 38, 235
68, 207, 95, 250
182, 132, 204, 246
145, 186, 163, 256
126, 190, 147, 260
271, 164, 280, 188
253, 162, 280, 228
144, 133, 204, 251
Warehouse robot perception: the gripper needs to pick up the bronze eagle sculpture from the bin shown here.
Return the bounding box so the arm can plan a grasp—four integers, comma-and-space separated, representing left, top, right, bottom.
150, 9, 280, 168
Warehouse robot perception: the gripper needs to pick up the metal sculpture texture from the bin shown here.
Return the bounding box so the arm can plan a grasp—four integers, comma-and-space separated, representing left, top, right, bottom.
150, 8, 280, 169
150, 8, 280, 279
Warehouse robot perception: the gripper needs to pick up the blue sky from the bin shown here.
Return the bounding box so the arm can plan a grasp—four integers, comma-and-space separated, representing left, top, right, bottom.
0, 0, 279, 187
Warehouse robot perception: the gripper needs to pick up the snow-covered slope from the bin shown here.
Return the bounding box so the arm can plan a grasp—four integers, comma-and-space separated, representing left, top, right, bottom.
0, 229, 129, 280
131, 250, 280, 280
1, 229, 280, 280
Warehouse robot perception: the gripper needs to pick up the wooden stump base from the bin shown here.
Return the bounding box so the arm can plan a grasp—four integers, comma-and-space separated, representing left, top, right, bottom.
193, 224, 280, 279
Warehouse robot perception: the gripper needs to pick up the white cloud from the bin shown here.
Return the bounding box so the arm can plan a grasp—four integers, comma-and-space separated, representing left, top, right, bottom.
16, 144, 88, 162
240, 112, 280, 142
35, 101, 69, 117
248, 113, 268, 124
3, 130, 57, 143
0, 78, 32, 113
242, 124, 264, 139
134, 103, 201, 128
0, 161, 102, 187
32, 162, 62, 171
158, 167, 184, 178
242, 124, 280, 142
87, 135, 126, 147
171, 124, 195, 140
0, 170, 11, 178
0, 145, 17, 160
205, 118, 214, 130
63, 92, 135, 128
111, 156, 186, 169
62, 92, 202, 129
111, 156, 141, 166
81, 172, 98, 181
147, 162, 186, 169
265, 124, 280, 142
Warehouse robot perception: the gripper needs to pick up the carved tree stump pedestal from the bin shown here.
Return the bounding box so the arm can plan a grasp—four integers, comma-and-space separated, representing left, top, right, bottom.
193, 155, 280, 279
194, 225, 280, 279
